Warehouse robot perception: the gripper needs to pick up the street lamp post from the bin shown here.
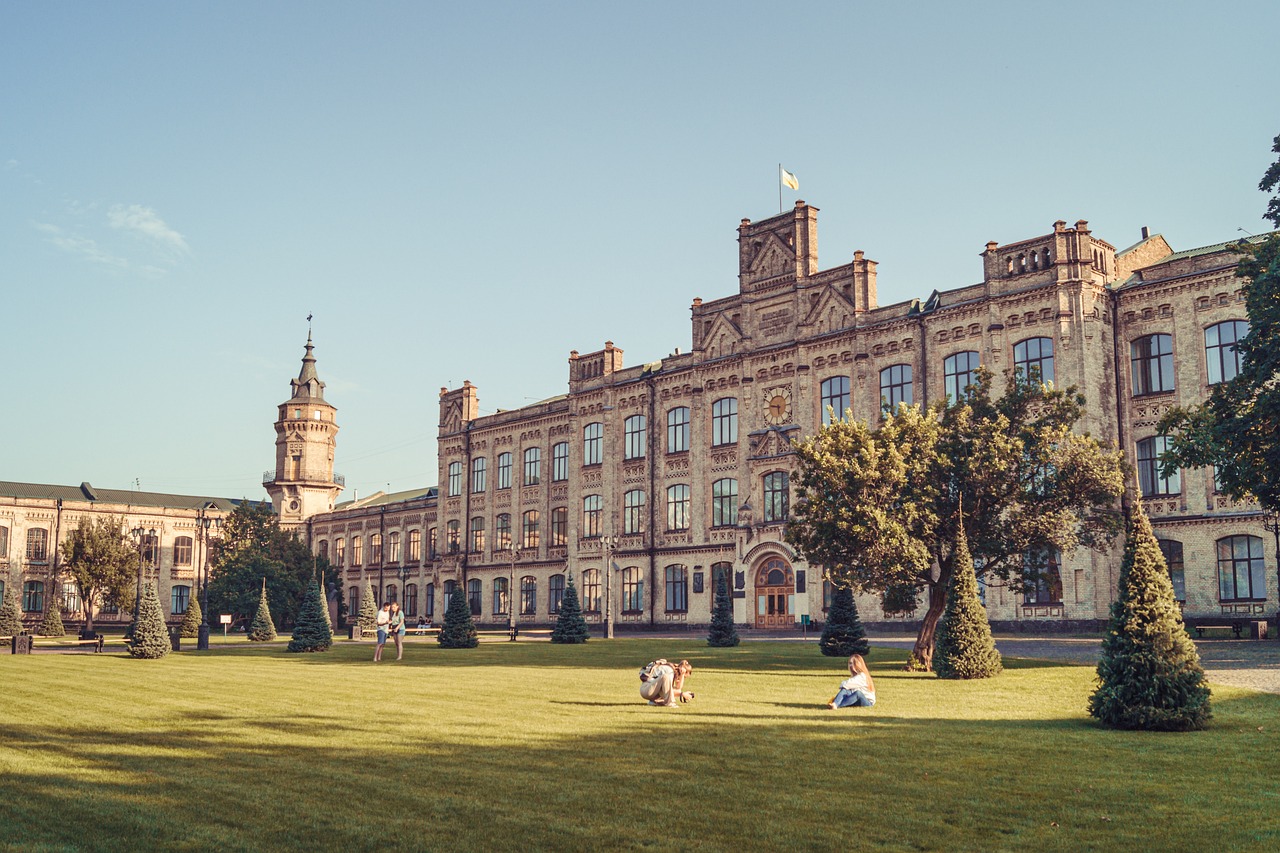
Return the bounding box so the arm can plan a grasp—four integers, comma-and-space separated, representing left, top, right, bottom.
196, 512, 220, 651
1263, 509, 1280, 627
130, 525, 156, 638
509, 547, 520, 638
602, 534, 618, 639
398, 564, 411, 617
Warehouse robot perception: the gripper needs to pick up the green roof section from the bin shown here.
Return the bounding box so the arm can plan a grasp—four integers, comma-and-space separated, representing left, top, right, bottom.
0, 480, 255, 511
333, 486, 437, 511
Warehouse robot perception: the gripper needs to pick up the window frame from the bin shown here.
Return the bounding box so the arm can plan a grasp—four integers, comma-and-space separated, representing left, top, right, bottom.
582, 495, 603, 539
624, 414, 647, 460
664, 564, 688, 613
712, 478, 739, 528
943, 351, 981, 404
666, 484, 690, 531
1131, 333, 1175, 396
583, 423, 603, 466
552, 442, 570, 481
471, 457, 487, 493
762, 471, 790, 523
623, 489, 645, 535
879, 363, 913, 413
1205, 320, 1248, 385
667, 407, 690, 454
496, 452, 512, 490
711, 398, 738, 446
1136, 435, 1181, 497
1013, 336, 1055, 386
1217, 535, 1267, 601
523, 447, 541, 486
820, 375, 850, 425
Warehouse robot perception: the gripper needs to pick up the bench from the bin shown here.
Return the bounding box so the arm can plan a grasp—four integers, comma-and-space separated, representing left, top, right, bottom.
406, 627, 441, 637
476, 627, 521, 642
1193, 622, 1243, 639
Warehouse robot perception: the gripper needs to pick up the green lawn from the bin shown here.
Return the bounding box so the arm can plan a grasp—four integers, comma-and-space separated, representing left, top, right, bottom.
1, 639, 1276, 852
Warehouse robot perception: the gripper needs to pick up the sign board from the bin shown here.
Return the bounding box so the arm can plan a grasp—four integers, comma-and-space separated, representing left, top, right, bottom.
219, 614, 232, 625
800, 614, 811, 626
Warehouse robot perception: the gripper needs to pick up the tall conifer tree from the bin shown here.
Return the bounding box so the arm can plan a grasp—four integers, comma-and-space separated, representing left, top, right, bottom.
438, 584, 478, 649
128, 581, 171, 659
934, 516, 1002, 679
179, 595, 203, 638
707, 574, 740, 647
551, 573, 590, 644
819, 581, 869, 657
0, 583, 23, 635
358, 579, 378, 637
248, 578, 278, 641
287, 579, 333, 653
39, 596, 66, 637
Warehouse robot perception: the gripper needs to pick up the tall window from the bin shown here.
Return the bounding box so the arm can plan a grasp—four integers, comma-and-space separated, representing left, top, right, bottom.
495, 514, 512, 551
582, 495, 603, 538
492, 577, 509, 616
0, 525, 8, 559
551, 507, 568, 546
62, 582, 80, 615
385, 585, 397, 606
141, 532, 159, 567
425, 583, 435, 619
370, 533, 383, 565
470, 517, 486, 553
549, 574, 565, 614
522, 510, 540, 549
820, 376, 850, 425
174, 536, 193, 567
1136, 436, 1180, 497
667, 407, 690, 453
664, 565, 688, 612
520, 576, 537, 615
1023, 549, 1063, 605
352, 536, 365, 566
22, 580, 44, 612
666, 484, 690, 531
943, 351, 981, 403
1131, 334, 1175, 396
445, 521, 460, 554
523, 447, 541, 485
1205, 320, 1248, 385
471, 457, 487, 493
26, 528, 49, 562
552, 442, 570, 481
712, 478, 738, 527
624, 414, 647, 460
335, 537, 345, 567
623, 490, 645, 535
447, 462, 463, 497
388, 532, 401, 563
428, 528, 438, 560
622, 567, 644, 613
443, 580, 456, 610
318, 540, 329, 562
1157, 539, 1186, 602
583, 423, 603, 465
404, 583, 418, 617
171, 585, 191, 615
581, 569, 601, 613
349, 585, 359, 616
880, 364, 913, 412
496, 453, 512, 489
408, 529, 421, 562
762, 471, 790, 523
1217, 535, 1266, 601
468, 578, 482, 616
1013, 337, 1055, 385
711, 562, 733, 598
712, 398, 738, 446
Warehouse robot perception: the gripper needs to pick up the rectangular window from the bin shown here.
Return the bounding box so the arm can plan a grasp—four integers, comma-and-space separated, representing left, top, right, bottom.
1131, 334, 1175, 396
879, 364, 913, 412
493, 577, 509, 616
495, 514, 512, 551
583, 423, 603, 466
407, 529, 421, 562
623, 490, 645, 535
712, 478, 738, 527
335, 537, 345, 567
470, 517, 486, 553
624, 415, 647, 460
522, 510, 540, 549
582, 570, 601, 613
667, 407, 690, 453
552, 442, 570, 481
352, 536, 364, 566
1205, 321, 1248, 385
468, 579, 481, 616
664, 565, 688, 612
171, 585, 190, 615
472, 457, 487, 493
1023, 549, 1063, 605
622, 568, 644, 613
370, 533, 383, 566
523, 447, 541, 485
582, 495, 603, 538
551, 507, 568, 546
404, 583, 418, 617
1217, 535, 1266, 601
428, 528, 438, 560
26, 528, 49, 562
712, 398, 738, 446
174, 536, 193, 567
549, 575, 565, 614
22, 580, 44, 612
666, 484, 690, 531
496, 453, 512, 489
762, 471, 789, 523
0, 525, 8, 559
1136, 436, 1180, 497
520, 576, 537, 615
1013, 337, 1055, 385
446, 521, 460, 554
62, 581, 81, 615
388, 532, 401, 563
943, 351, 981, 404
1157, 539, 1186, 602
447, 462, 463, 497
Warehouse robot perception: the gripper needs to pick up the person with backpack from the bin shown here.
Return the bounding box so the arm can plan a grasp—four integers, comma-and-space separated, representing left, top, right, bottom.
639, 658, 694, 706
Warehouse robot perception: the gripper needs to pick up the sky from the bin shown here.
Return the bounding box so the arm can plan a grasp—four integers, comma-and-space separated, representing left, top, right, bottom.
3, 1, 1277, 503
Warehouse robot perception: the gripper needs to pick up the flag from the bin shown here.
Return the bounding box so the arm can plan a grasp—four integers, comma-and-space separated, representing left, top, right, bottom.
781, 168, 799, 191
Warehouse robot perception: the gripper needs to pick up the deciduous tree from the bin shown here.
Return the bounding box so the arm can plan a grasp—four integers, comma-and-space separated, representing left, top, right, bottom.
59, 515, 136, 633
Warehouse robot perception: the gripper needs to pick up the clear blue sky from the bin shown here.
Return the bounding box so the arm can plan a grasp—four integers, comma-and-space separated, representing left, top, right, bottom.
3, 1, 1276, 501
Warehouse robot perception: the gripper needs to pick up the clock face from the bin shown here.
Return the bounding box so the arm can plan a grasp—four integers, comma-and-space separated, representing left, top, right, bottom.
764, 387, 791, 424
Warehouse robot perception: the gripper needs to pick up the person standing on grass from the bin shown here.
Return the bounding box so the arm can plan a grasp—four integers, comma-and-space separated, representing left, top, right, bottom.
827, 653, 876, 708
388, 601, 406, 661
374, 602, 391, 662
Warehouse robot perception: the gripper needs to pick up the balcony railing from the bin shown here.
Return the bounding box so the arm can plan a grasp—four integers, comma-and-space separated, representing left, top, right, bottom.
263, 470, 346, 488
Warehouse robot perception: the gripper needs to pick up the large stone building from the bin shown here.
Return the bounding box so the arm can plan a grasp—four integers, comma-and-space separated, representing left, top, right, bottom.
305, 202, 1277, 633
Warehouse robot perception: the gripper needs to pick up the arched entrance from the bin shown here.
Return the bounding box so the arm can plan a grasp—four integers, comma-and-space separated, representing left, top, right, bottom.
754, 557, 794, 629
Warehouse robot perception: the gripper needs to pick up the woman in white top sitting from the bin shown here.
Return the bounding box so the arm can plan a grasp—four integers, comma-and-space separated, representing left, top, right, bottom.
827, 653, 876, 708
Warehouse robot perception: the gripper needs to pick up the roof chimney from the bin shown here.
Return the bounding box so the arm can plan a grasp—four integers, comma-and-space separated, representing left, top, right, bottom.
1141, 226, 1150, 239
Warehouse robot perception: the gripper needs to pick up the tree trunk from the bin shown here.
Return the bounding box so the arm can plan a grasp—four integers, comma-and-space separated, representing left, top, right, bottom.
82, 587, 94, 633
910, 559, 953, 671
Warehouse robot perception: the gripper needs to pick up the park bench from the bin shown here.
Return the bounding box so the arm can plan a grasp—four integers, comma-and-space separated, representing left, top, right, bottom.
476, 627, 521, 641
1192, 622, 1243, 639
406, 626, 441, 638
62, 634, 106, 652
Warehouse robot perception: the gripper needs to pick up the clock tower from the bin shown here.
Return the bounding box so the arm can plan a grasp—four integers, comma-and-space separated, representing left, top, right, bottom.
265, 333, 343, 530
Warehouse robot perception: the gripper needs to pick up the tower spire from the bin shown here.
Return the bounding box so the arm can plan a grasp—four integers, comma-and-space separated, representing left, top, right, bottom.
291, 325, 326, 402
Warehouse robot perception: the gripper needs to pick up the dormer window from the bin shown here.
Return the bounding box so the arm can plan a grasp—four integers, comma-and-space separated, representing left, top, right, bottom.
294, 408, 302, 419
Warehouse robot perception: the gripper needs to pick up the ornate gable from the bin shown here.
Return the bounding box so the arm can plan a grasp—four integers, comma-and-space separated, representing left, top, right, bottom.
799, 287, 857, 336
698, 313, 745, 360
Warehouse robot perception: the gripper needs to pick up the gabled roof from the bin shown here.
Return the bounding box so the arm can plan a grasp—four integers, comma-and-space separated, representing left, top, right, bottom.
334, 486, 437, 511
0, 481, 251, 511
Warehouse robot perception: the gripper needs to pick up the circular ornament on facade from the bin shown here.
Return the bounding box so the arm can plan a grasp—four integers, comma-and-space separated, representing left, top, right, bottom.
764, 386, 792, 425
289, 499, 300, 511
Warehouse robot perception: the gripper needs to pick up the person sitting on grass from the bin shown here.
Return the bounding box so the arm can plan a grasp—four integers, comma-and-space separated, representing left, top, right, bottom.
639, 658, 695, 707
827, 653, 876, 709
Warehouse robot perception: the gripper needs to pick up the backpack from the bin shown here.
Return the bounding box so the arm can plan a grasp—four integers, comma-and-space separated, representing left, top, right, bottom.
639, 659, 667, 682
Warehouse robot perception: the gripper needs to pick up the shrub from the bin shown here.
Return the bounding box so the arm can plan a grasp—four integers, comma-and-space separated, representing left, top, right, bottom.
287, 580, 332, 653
551, 573, 590, 644
933, 518, 1002, 679
1089, 505, 1210, 731
707, 574, 740, 647
179, 595, 203, 639
819, 582, 869, 657
39, 602, 66, 638
358, 579, 378, 637
438, 584, 478, 649
0, 584, 23, 635
128, 581, 171, 659
248, 580, 277, 642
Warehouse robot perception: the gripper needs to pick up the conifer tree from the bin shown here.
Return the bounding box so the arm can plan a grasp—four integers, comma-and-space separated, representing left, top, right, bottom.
179, 595, 202, 638
128, 581, 171, 659
1089, 504, 1211, 731
551, 573, 590, 644
39, 598, 66, 637
934, 516, 1002, 679
358, 579, 378, 637
0, 583, 23, 635
248, 578, 278, 641
287, 579, 333, 653
437, 583, 478, 649
819, 581, 870, 657
707, 573, 740, 647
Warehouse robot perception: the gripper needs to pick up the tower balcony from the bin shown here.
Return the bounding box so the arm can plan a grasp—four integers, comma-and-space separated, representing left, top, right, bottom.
263, 470, 345, 488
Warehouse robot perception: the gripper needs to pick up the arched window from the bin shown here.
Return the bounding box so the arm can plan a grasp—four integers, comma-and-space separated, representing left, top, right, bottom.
494, 514, 511, 551
407, 529, 421, 562
388, 532, 401, 564
404, 583, 418, 617
522, 510, 540, 549
523, 447, 541, 485
622, 567, 644, 613
552, 442, 570, 481
467, 578, 481, 615
667, 407, 690, 453
492, 577, 509, 615
443, 580, 457, 609
1205, 320, 1248, 385
1013, 337, 1055, 385
1156, 539, 1185, 602
520, 576, 537, 615
583, 423, 603, 465
335, 537, 345, 567
445, 521, 460, 554
712, 398, 738, 446
425, 582, 435, 619
348, 585, 359, 616
551, 507, 568, 546
370, 533, 383, 566
352, 536, 365, 565
820, 376, 850, 425
496, 453, 512, 489
549, 574, 565, 614
879, 364, 913, 412
943, 351, 981, 403
582, 495, 603, 539
1217, 535, 1266, 601
624, 415, 647, 460
471, 457, 487, 493
664, 565, 688, 612
1131, 334, 1175, 396
1136, 436, 1180, 497
470, 517, 486, 553
581, 570, 601, 613
171, 585, 191, 615
762, 472, 789, 523
385, 584, 398, 605
447, 462, 463, 497
428, 528, 438, 559
174, 536, 193, 567
623, 490, 645, 535
666, 484, 690, 531
317, 540, 329, 562
712, 478, 738, 527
